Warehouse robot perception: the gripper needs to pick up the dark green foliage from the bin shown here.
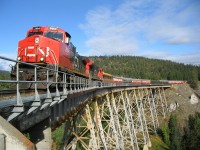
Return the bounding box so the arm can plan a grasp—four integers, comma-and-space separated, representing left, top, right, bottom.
160, 123, 170, 146
168, 114, 182, 150
0, 70, 13, 90
181, 127, 189, 150
162, 113, 200, 150
89, 56, 200, 88
182, 112, 200, 150
52, 123, 65, 150
187, 80, 198, 89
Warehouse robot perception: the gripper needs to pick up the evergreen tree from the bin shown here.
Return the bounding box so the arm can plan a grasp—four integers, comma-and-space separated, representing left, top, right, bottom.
187, 112, 200, 149
160, 123, 170, 146
168, 114, 182, 150
181, 127, 189, 150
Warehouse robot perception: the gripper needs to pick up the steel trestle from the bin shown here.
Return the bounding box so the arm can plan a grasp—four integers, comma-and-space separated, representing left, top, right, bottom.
63, 87, 168, 150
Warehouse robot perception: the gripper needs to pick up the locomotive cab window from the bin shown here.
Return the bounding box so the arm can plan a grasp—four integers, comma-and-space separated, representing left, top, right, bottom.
45, 32, 63, 42
27, 32, 43, 37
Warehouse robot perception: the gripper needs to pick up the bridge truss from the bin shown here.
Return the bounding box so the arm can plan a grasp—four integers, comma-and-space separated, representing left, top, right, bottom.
63, 87, 168, 150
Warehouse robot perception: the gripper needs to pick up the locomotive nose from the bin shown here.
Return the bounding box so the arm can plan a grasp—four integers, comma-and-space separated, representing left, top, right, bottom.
18, 35, 48, 63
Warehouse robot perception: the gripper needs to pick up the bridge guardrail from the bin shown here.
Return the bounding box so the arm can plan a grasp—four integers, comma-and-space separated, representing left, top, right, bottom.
0, 56, 116, 121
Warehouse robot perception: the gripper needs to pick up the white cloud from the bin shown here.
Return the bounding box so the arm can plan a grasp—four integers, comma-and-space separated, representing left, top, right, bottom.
0, 53, 16, 71
80, 0, 200, 65
137, 50, 170, 60
80, 6, 139, 56
138, 50, 200, 66
166, 54, 200, 66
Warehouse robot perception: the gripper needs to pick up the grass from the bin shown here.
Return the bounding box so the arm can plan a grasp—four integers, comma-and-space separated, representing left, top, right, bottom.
52, 123, 65, 150
149, 134, 169, 150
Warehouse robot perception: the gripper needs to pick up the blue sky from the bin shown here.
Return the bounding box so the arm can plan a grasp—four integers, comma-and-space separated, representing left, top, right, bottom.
0, 0, 200, 70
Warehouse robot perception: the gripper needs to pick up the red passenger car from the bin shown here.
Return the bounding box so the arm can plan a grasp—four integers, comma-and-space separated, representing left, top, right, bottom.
168, 80, 185, 84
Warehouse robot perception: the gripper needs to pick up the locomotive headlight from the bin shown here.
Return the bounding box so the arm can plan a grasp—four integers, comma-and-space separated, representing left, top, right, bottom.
35, 37, 39, 44
17, 56, 21, 61
40, 57, 44, 62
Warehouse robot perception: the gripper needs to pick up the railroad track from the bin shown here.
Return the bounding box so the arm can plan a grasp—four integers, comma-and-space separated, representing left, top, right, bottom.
0, 89, 49, 101
0, 89, 27, 95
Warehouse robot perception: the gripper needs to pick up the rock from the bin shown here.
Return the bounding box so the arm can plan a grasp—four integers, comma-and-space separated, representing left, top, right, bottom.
169, 102, 179, 112
190, 93, 199, 104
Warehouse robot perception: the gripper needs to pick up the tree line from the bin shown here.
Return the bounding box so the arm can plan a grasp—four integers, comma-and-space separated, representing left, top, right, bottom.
89, 55, 200, 88
0, 70, 12, 90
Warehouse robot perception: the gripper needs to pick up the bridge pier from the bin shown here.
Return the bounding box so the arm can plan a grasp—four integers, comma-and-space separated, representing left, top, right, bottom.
0, 116, 35, 150
27, 118, 52, 150
143, 144, 149, 150
143, 139, 152, 150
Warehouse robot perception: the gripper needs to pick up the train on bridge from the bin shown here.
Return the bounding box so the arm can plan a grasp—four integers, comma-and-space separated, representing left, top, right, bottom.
11, 26, 185, 88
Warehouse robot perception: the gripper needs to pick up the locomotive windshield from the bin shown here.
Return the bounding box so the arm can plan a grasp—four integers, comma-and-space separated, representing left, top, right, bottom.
27, 32, 43, 37
45, 32, 63, 41
27, 31, 64, 42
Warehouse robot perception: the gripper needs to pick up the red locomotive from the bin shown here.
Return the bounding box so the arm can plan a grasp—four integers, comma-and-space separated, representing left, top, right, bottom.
17, 26, 100, 77
11, 26, 103, 88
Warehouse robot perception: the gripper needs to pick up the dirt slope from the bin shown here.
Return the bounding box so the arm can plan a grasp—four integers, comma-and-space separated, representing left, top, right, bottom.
165, 83, 200, 127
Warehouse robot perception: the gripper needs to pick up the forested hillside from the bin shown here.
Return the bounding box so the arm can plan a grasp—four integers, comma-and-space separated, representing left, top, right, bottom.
89, 56, 200, 88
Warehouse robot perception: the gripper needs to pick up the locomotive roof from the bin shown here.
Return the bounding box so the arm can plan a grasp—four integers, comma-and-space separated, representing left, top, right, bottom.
27, 26, 70, 36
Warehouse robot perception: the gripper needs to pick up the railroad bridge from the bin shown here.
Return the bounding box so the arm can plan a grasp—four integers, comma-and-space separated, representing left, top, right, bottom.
0, 56, 170, 150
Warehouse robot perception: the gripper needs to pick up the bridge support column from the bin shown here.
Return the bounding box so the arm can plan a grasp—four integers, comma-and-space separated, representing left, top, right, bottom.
123, 91, 139, 149
110, 92, 125, 149
143, 144, 149, 150
93, 100, 107, 149
153, 88, 167, 118
149, 88, 159, 130
132, 89, 150, 145
28, 118, 52, 150
0, 116, 34, 150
